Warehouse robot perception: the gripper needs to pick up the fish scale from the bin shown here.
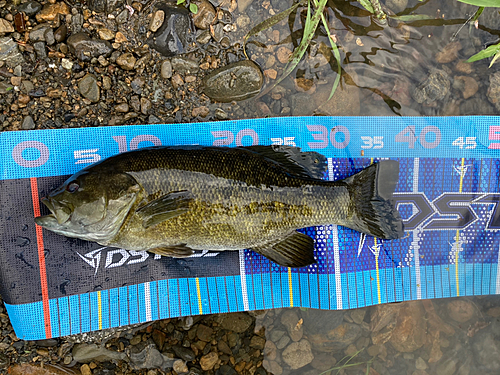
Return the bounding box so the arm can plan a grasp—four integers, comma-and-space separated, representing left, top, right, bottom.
35, 146, 404, 267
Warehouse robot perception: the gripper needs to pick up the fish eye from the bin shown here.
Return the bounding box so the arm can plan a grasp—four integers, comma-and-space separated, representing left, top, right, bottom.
66, 182, 79, 193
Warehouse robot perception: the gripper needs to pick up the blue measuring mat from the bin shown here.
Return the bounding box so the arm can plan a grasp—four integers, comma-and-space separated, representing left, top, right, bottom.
1, 116, 499, 340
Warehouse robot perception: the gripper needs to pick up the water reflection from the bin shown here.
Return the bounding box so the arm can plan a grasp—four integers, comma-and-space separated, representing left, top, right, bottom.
240, 0, 499, 117
256, 296, 500, 374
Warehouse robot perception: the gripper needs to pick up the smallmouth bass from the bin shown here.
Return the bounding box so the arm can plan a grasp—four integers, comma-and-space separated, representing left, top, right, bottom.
35, 146, 404, 267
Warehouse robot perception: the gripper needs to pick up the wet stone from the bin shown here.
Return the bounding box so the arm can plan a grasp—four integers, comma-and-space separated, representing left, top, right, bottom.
192, 0, 216, 30
250, 335, 265, 349
148, 114, 162, 124
171, 57, 199, 74
411, 69, 450, 105
141, 97, 152, 115
67, 33, 113, 62
447, 299, 475, 323
161, 60, 172, 79
217, 313, 253, 333
21, 115, 35, 129
281, 309, 303, 342
0, 81, 13, 94
149, 3, 193, 57
197, 324, 213, 342
150, 10, 165, 33
282, 339, 314, 370
202, 60, 263, 102
116, 52, 136, 70
200, 351, 218, 371
173, 359, 188, 374
78, 73, 100, 103
29, 24, 51, 42
17, 1, 42, 16
36, 2, 70, 22
0, 37, 24, 67
54, 24, 67, 43
269, 329, 285, 342
173, 345, 195, 361
276, 334, 290, 350
33, 42, 47, 59
0, 19, 14, 33
217, 364, 237, 375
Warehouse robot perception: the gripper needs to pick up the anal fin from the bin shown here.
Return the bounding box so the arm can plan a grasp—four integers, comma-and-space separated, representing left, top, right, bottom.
251, 231, 316, 267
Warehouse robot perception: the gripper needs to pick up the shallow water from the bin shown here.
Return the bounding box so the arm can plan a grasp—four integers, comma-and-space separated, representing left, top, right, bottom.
234, 0, 500, 118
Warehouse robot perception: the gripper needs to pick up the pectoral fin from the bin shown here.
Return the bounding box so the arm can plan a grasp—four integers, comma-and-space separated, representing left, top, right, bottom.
148, 244, 194, 257
251, 231, 316, 267
136, 190, 194, 228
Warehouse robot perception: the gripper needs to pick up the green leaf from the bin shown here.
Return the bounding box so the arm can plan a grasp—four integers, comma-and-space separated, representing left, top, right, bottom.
177, 0, 185, 4
490, 49, 500, 67
472, 6, 484, 21
389, 14, 432, 21
454, 0, 500, 7
358, 0, 375, 14
467, 42, 500, 62
189, 3, 198, 13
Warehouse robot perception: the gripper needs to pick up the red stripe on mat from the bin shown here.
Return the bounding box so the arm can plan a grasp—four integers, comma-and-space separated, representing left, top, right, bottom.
30, 177, 52, 339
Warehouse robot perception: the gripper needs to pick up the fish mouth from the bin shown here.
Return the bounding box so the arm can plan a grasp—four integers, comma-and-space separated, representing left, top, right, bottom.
36, 197, 71, 226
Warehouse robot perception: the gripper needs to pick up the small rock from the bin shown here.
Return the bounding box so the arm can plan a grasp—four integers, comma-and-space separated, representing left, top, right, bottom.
389, 301, 426, 352
116, 52, 136, 70
0, 81, 13, 94
282, 339, 314, 370
171, 73, 184, 89
61, 58, 73, 70
455, 60, 473, 74
9, 364, 81, 375
281, 309, 303, 342
197, 324, 213, 342
67, 32, 113, 62
10, 76, 21, 86
115, 103, 129, 113
0, 37, 24, 67
149, 3, 193, 57
217, 364, 237, 375
17, 1, 42, 16
36, 2, 70, 22
200, 352, 218, 371
436, 358, 457, 375
0, 19, 14, 33
33, 42, 47, 59
150, 10, 165, 32
78, 73, 100, 103
416, 357, 428, 370
311, 352, 337, 371
160, 60, 172, 79
129, 344, 174, 371
102, 75, 111, 90
236, 14, 250, 29
80, 364, 92, 375
22, 115, 35, 130
350, 308, 367, 324
54, 24, 67, 43
115, 31, 127, 43
72, 343, 127, 363
250, 335, 266, 349
263, 340, 277, 361
411, 69, 450, 105
435, 41, 462, 64
192, 0, 216, 30
214, 108, 228, 120
269, 329, 285, 342
140, 97, 152, 115
29, 24, 52, 43
454, 76, 478, 99
98, 28, 115, 41
173, 359, 188, 374
265, 69, 277, 80
192, 105, 209, 117
277, 46, 292, 64
202, 60, 262, 102
447, 299, 475, 323
217, 313, 253, 333
171, 57, 199, 74
130, 95, 141, 112
172, 346, 196, 362
263, 360, 282, 375
276, 334, 290, 350
487, 307, 500, 317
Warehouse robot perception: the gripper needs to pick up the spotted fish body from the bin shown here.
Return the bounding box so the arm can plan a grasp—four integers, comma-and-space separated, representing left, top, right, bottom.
35, 146, 404, 267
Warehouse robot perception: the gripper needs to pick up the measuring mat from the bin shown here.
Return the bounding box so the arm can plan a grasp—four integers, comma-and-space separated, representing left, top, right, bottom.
0, 116, 499, 340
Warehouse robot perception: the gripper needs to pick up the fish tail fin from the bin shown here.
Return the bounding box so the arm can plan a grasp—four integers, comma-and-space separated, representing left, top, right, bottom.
343, 160, 404, 240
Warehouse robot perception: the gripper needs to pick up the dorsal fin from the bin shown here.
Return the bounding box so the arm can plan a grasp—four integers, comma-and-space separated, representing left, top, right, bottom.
243, 145, 327, 179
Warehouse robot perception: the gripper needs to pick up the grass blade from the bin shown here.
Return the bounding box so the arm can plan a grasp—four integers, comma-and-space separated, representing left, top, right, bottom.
467, 41, 500, 62
358, 0, 375, 13
454, 0, 500, 6
243, 1, 303, 58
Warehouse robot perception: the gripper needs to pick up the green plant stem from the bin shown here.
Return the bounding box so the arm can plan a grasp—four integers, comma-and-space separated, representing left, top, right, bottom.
310, 0, 341, 100
368, 0, 387, 23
